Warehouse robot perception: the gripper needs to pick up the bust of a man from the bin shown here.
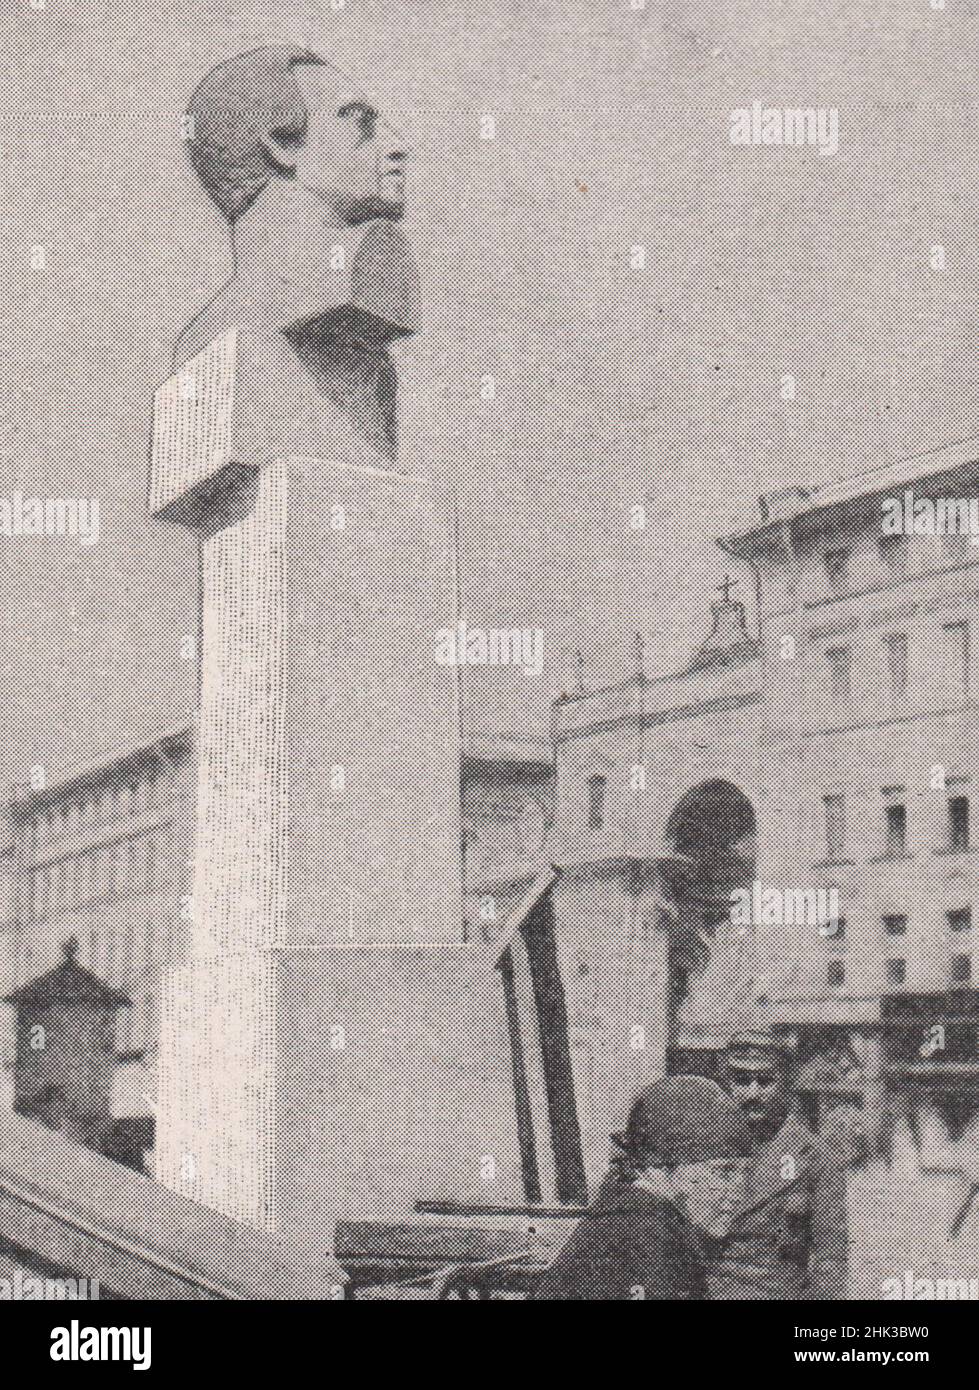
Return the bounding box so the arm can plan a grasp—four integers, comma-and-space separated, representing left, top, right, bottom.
186, 45, 406, 233
175, 44, 421, 457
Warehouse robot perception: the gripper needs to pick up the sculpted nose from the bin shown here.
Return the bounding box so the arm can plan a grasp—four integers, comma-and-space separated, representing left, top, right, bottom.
378, 114, 409, 162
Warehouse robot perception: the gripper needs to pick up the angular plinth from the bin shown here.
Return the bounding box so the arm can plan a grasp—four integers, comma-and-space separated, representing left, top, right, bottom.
150, 327, 402, 523
149, 336, 519, 1234
155, 946, 522, 1233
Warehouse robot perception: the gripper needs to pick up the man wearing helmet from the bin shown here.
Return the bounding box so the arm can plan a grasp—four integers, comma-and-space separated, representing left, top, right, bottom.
532, 1075, 752, 1300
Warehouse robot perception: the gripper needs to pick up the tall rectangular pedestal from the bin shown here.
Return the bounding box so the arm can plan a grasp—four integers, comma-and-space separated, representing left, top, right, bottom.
185, 453, 464, 951
149, 332, 519, 1233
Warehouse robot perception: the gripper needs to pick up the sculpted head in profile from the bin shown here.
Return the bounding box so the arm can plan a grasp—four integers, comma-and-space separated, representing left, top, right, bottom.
186, 45, 407, 232
175, 45, 420, 370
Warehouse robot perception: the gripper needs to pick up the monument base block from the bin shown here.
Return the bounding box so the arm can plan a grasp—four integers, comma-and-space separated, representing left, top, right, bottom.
155, 946, 522, 1239
148, 314, 505, 1241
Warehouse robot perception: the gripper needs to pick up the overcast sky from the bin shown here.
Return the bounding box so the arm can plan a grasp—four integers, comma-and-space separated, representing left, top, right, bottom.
3, 0, 979, 780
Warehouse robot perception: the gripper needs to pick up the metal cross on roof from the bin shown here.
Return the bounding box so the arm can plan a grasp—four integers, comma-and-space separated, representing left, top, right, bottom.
716, 575, 739, 605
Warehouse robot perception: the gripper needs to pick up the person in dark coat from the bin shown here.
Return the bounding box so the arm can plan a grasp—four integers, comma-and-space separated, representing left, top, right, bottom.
712, 1032, 848, 1300
532, 1075, 752, 1301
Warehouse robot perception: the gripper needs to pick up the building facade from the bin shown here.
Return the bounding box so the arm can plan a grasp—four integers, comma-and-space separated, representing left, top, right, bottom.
0, 725, 195, 1152
469, 439, 979, 1204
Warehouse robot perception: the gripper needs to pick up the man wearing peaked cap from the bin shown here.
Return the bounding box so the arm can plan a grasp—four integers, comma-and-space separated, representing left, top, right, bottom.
532, 1075, 752, 1301
713, 1030, 847, 1299
726, 1029, 794, 1063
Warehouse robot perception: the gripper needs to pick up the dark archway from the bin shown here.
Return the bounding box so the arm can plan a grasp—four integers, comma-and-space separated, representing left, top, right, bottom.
663, 780, 756, 1073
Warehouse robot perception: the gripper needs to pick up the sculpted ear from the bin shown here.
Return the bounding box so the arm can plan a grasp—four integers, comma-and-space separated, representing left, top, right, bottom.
258, 128, 299, 177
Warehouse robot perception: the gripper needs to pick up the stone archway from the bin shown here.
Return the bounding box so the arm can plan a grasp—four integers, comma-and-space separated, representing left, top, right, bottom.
662, 779, 756, 1072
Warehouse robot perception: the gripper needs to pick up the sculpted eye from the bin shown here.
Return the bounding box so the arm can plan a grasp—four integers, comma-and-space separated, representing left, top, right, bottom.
338, 101, 378, 141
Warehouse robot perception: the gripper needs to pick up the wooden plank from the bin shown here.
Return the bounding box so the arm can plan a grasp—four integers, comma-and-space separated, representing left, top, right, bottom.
499, 947, 543, 1203
334, 1221, 526, 1263
490, 866, 559, 967
0, 1108, 343, 1299
507, 932, 559, 1202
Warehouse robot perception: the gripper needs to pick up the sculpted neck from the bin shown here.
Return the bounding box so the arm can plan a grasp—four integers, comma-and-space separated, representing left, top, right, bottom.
174, 180, 419, 369
230, 182, 347, 297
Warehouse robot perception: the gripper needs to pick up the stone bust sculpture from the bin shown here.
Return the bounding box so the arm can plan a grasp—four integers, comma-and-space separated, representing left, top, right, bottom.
175, 45, 420, 459
185, 45, 407, 232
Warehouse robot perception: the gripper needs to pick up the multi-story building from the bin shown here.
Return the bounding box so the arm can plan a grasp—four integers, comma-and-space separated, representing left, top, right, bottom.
0, 724, 195, 1147
469, 438, 979, 1200
724, 441, 979, 1025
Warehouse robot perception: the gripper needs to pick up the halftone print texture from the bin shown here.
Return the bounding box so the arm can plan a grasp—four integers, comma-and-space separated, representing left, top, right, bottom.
1, 0, 979, 1304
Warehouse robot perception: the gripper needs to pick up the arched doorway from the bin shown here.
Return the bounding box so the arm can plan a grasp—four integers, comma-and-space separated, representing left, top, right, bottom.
663, 779, 756, 1074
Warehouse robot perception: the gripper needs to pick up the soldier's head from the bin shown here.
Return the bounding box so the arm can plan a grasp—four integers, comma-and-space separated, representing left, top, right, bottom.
185, 45, 408, 229
612, 1075, 752, 1238
722, 1030, 793, 1138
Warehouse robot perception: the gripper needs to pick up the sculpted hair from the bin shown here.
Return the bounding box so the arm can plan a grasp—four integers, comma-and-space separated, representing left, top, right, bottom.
186, 44, 327, 222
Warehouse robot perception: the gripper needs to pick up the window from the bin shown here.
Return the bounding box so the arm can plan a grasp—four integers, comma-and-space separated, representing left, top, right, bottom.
77, 851, 97, 907
950, 954, 972, 986
825, 646, 852, 703
942, 621, 970, 704
96, 847, 114, 900
879, 534, 909, 574
948, 797, 970, 852
886, 958, 906, 986
127, 838, 144, 884
827, 959, 845, 988
883, 914, 907, 936
824, 795, 846, 860
947, 908, 972, 933
586, 775, 606, 830
33, 868, 49, 921
50, 861, 66, 912
883, 633, 909, 701
517, 798, 548, 857
824, 548, 849, 595
884, 804, 907, 857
